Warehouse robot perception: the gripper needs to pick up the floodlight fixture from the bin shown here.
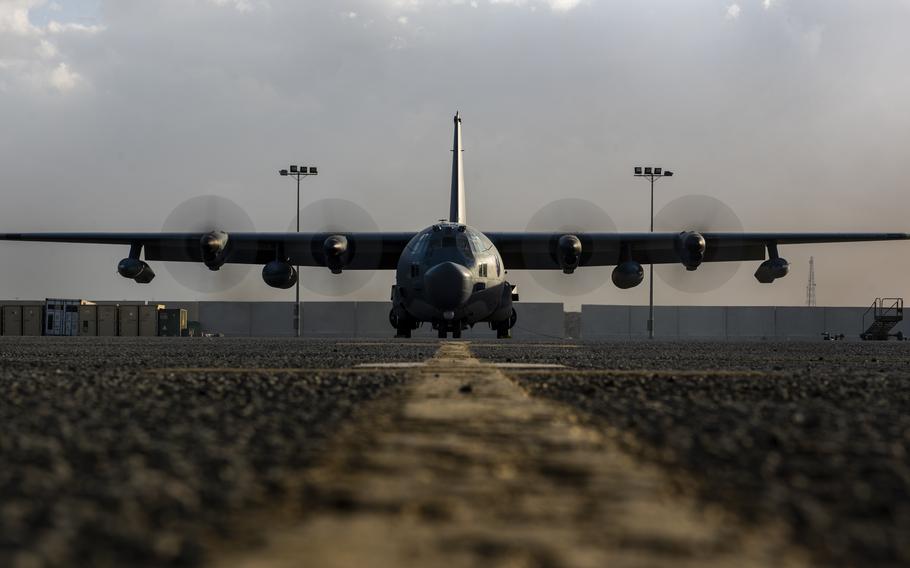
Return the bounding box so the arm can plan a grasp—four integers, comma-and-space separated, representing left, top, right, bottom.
654, 167, 662, 175
665, 171, 674, 177
290, 165, 298, 173
279, 169, 288, 176
644, 167, 652, 175
634, 167, 642, 175
309, 167, 318, 175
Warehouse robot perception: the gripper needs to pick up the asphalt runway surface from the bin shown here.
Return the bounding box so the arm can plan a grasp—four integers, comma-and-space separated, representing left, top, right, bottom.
0, 338, 908, 567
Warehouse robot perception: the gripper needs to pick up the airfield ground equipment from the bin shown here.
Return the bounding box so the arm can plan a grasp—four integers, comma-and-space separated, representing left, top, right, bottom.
861, 298, 904, 341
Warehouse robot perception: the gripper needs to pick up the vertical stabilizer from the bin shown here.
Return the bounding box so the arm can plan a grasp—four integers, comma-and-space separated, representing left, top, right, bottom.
449, 112, 466, 224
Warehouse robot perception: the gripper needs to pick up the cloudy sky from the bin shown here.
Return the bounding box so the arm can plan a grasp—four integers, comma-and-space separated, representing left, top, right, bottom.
1, 0, 909, 307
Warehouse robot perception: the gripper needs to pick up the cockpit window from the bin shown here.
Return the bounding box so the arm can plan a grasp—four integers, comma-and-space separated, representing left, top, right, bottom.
407, 232, 430, 254
467, 232, 492, 253
421, 227, 475, 259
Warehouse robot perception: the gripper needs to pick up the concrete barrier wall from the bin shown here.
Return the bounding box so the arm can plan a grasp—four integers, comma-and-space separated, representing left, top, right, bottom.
725, 307, 776, 339
581, 306, 631, 340
302, 302, 357, 337
198, 302, 253, 337
251, 302, 296, 337
1, 299, 896, 340
355, 302, 395, 338
678, 306, 726, 339
512, 303, 565, 339
775, 307, 825, 339
582, 305, 895, 340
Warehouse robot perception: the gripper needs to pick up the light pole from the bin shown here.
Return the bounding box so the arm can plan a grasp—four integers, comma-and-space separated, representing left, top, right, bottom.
634, 166, 673, 339
279, 165, 318, 337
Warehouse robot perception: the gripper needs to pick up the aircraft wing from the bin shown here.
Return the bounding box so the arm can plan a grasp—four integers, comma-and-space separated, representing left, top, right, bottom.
487, 232, 910, 269
0, 232, 416, 269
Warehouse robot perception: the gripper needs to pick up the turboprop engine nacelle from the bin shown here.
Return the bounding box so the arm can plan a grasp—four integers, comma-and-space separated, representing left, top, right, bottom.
754, 257, 790, 283
201, 231, 230, 270
676, 231, 706, 270
323, 235, 349, 274
557, 234, 582, 274
117, 258, 155, 283
612, 261, 644, 289
262, 260, 298, 289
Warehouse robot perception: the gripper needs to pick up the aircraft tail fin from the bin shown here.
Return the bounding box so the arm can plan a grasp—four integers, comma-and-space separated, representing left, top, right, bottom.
449, 112, 466, 224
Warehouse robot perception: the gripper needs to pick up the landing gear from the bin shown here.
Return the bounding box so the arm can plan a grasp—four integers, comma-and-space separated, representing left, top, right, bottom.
493, 308, 517, 340
436, 322, 464, 339
390, 308, 417, 339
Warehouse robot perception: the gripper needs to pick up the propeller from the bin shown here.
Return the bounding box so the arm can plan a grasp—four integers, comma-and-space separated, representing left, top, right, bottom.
161, 195, 255, 293
653, 195, 743, 293
523, 198, 617, 296
288, 198, 380, 297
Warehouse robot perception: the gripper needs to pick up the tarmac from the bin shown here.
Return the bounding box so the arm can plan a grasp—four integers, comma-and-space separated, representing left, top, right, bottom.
1, 337, 908, 567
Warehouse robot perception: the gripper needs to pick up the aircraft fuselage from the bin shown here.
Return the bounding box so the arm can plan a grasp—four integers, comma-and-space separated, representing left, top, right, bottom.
391, 222, 515, 338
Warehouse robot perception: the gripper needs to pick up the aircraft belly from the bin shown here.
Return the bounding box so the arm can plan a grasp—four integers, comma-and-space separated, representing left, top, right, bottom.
401, 283, 503, 324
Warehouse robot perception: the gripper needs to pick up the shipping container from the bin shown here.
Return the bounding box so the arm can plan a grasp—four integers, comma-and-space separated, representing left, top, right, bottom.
139, 304, 165, 337
45, 299, 93, 336
22, 306, 42, 336
158, 308, 188, 337
2, 306, 22, 336
119, 305, 139, 336
97, 305, 118, 337
78, 305, 98, 336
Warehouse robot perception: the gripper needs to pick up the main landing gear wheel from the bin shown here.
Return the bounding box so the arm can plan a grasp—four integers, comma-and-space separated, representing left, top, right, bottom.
390, 308, 415, 338
495, 309, 517, 339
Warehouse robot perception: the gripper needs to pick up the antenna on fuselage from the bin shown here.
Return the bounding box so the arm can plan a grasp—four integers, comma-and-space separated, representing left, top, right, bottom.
449, 112, 466, 225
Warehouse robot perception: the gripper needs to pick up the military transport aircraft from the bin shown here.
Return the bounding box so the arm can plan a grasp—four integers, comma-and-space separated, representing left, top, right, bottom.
2, 113, 908, 338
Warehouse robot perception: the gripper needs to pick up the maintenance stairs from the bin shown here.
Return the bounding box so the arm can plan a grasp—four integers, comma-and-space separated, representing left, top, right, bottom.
861, 298, 904, 341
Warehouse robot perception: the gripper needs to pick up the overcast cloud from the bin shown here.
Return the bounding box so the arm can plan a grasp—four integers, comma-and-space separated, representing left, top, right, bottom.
1, 0, 909, 307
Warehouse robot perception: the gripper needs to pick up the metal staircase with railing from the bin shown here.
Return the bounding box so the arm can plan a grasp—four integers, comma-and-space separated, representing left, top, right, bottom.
861, 298, 904, 341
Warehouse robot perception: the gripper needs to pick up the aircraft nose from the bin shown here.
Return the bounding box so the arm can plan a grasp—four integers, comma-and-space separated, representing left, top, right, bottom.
424, 261, 473, 310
